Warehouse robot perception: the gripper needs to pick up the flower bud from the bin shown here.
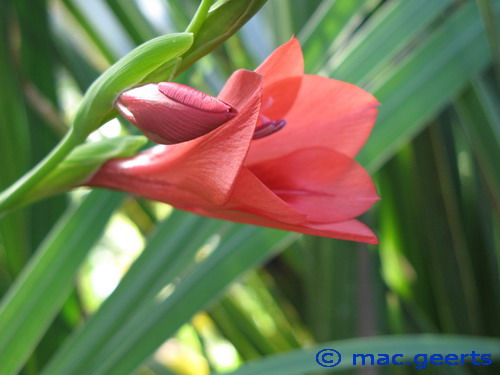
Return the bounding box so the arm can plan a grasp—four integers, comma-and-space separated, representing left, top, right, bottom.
115, 82, 238, 144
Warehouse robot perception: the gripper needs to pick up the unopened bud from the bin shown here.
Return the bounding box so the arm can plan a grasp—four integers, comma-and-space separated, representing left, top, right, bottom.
115, 82, 237, 144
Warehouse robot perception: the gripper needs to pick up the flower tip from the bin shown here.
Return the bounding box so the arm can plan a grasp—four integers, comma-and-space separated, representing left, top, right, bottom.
115, 82, 238, 145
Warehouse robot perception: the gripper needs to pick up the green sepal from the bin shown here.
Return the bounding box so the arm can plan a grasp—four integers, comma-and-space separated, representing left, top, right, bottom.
139, 57, 182, 84
178, 0, 268, 73
26, 136, 148, 203
72, 33, 193, 139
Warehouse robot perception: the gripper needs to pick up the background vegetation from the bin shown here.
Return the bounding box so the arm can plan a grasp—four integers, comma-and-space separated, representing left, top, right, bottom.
0, 0, 498, 374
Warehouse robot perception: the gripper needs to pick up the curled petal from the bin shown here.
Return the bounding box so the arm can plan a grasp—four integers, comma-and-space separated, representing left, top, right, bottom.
256, 37, 304, 123
255, 37, 304, 84
259, 77, 302, 125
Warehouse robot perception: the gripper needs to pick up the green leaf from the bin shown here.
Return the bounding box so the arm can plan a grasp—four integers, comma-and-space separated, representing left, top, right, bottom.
301, 238, 360, 342
61, 0, 117, 64
43, 213, 295, 375
0, 1, 31, 276
217, 335, 500, 375
476, 0, 500, 83
95, 226, 293, 375
138, 57, 182, 85
454, 78, 500, 211
0, 190, 124, 375
323, 0, 455, 84
300, 0, 374, 74
104, 0, 158, 45
356, 1, 498, 171
14, 0, 70, 251
41, 211, 228, 375
262, 0, 293, 46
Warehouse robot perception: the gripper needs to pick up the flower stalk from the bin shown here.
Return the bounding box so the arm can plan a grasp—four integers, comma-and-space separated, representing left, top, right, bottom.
0, 129, 83, 215
186, 0, 215, 35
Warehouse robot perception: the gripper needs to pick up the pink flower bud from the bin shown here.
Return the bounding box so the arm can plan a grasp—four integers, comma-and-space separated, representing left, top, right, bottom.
115, 82, 238, 144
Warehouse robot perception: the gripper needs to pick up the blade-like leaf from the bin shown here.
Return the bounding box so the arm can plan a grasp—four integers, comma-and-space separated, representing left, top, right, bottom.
0, 1, 31, 277
0, 190, 123, 375
57, 223, 295, 375
323, 0, 455, 84
357, 1, 498, 171
104, 0, 158, 45
41, 211, 228, 375
300, 0, 374, 74
61, 0, 117, 64
217, 335, 500, 375
454, 78, 500, 212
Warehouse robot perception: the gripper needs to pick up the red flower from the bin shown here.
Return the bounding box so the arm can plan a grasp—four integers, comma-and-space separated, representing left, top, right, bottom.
87, 38, 380, 244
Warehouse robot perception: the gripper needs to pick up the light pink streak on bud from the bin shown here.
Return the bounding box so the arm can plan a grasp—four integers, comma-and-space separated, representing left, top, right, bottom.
116, 82, 238, 144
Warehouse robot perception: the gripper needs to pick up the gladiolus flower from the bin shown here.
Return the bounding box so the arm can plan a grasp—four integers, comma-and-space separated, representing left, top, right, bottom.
87, 37, 380, 244
116, 82, 238, 144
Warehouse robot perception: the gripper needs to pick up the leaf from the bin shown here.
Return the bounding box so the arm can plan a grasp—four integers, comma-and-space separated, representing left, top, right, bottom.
300, 0, 374, 74
94, 226, 294, 375
300, 238, 360, 342
104, 0, 158, 45
41, 211, 228, 375
322, 0, 455, 84
454, 78, 500, 212
0, 1, 31, 276
42, 211, 295, 375
61, 0, 117, 64
0, 190, 123, 375
14, 0, 70, 250
217, 335, 500, 375
356, 1, 498, 171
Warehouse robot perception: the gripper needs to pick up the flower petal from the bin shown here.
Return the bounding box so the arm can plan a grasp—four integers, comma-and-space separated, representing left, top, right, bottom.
88, 69, 263, 206
296, 219, 378, 244
255, 38, 304, 123
187, 205, 378, 244
246, 75, 379, 165
255, 37, 304, 85
218, 167, 306, 224
247, 148, 379, 223
259, 77, 302, 126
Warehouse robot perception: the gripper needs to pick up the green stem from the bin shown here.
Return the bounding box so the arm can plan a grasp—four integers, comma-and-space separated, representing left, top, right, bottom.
186, 0, 215, 35
0, 129, 84, 215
